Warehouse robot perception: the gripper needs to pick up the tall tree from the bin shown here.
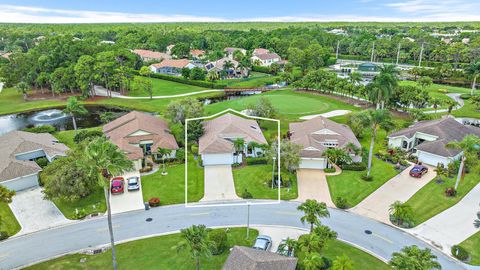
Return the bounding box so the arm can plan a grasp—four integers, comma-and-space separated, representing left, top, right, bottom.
79, 137, 133, 270
389, 201, 413, 226
390, 245, 441, 270
332, 255, 354, 270
63, 96, 87, 134
75, 55, 96, 97
297, 199, 330, 232
466, 61, 480, 95
156, 147, 172, 176
446, 135, 480, 191
176, 224, 213, 270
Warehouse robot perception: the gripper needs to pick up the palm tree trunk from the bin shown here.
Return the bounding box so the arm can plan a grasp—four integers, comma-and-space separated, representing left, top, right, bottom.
310, 222, 314, 233
196, 257, 200, 270
104, 185, 118, 270
454, 156, 465, 191
367, 129, 376, 177
472, 75, 478, 96
71, 114, 78, 134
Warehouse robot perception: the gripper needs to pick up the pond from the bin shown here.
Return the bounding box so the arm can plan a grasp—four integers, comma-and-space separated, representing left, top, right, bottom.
0, 105, 130, 135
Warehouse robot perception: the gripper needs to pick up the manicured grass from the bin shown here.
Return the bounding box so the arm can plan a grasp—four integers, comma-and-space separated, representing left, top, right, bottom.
459, 231, 480, 266
141, 155, 204, 205
205, 89, 359, 121
453, 99, 480, 118
222, 72, 279, 88
53, 188, 106, 220
322, 239, 390, 270
0, 88, 66, 115
326, 158, 399, 207
53, 127, 102, 148
400, 81, 471, 96
128, 76, 205, 97
405, 167, 480, 226
232, 165, 298, 200
25, 227, 258, 270
0, 202, 21, 236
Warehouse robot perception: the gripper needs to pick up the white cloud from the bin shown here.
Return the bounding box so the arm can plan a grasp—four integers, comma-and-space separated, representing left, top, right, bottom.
0, 4, 479, 23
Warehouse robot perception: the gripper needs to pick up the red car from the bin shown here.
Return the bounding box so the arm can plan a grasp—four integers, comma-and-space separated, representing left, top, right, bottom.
111, 177, 125, 194
409, 165, 428, 178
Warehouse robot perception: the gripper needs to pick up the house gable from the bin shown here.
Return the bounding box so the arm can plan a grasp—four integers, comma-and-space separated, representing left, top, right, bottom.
128, 130, 153, 137
312, 128, 339, 136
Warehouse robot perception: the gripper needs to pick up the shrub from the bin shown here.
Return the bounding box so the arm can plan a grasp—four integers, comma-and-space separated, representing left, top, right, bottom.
35, 157, 48, 168
23, 125, 56, 133
320, 256, 332, 270
148, 197, 161, 207
241, 189, 253, 199
460, 94, 471, 100
438, 88, 449, 93
445, 187, 457, 197
246, 157, 268, 165
209, 229, 229, 255
139, 166, 153, 173
251, 65, 273, 74
324, 167, 336, 173
451, 245, 469, 261
74, 208, 87, 219
0, 231, 8, 241
74, 129, 104, 143
335, 197, 349, 209
361, 173, 373, 181
175, 148, 185, 162
340, 163, 366, 171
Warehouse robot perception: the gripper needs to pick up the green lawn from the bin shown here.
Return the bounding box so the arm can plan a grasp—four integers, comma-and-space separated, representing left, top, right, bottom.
0, 88, 66, 115
326, 158, 399, 207
459, 231, 480, 265
141, 155, 204, 205
53, 127, 102, 148
452, 99, 480, 118
0, 202, 21, 236
232, 165, 298, 200
53, 188, 106, 220
128, 76, 205, 97
222, 72, 279, 88
322, 240, 390, 270
405, 167, 480, 226
25, 227, 258, 270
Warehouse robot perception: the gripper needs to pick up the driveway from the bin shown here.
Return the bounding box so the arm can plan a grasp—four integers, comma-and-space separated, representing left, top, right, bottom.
201, 165, 240, 202
9, 187, 71, 235
253, 225, 308, 252
410, 183, 480, 252
351, 164, 436, 224
296, 169, 335, 207
110, 171, 145, 215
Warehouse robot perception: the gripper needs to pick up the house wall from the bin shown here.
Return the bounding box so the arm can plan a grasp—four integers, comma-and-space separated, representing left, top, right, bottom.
1, 173, 39, 191
299, 158, 327, 169
417, 150, 462, 166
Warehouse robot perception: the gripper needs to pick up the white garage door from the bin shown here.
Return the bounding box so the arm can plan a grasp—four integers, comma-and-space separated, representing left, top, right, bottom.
1, 173, 39, 191
299, 158, 327, 169
202, 153, 234, 166
417, 151, 451, 166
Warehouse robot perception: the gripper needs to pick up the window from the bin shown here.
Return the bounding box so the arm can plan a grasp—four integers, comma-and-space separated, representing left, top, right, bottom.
402, 141, 408, 149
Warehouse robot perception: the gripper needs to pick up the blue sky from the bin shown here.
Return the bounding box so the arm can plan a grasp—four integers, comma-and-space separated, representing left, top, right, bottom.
0, 0, 479, 23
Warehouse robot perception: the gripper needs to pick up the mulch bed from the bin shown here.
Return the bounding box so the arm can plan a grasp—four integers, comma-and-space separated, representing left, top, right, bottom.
26, 88, 80, 101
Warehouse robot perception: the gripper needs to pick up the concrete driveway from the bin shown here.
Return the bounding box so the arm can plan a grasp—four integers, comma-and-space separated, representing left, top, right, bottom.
110, 171, 145, 215
351, 164, 436, 223
410, 182, 480, 252
201, 165, 240, 202
253, 225, 308, 252
296, 169, 335, 207
9, 187, 71, 235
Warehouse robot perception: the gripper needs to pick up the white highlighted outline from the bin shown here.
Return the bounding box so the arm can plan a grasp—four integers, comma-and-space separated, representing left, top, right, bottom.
185, 108, 281, 208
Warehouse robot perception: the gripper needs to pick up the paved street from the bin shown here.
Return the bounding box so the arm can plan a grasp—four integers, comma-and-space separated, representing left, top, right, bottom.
0, 201, 468, 270
352, 164, 436, 223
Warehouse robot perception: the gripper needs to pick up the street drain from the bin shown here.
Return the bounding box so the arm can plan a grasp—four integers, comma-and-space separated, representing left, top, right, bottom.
364, 230, 372, 235
146, 218, 153, 222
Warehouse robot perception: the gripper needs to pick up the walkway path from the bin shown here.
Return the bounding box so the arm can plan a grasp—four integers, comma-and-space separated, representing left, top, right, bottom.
425, 93, 464, 114
94, 85, 222, 99
299, 110, 352, 120
409, 183, 480, 252
0, 202, 468, 270
296, 169, 336, 207
351, 164, 436, 224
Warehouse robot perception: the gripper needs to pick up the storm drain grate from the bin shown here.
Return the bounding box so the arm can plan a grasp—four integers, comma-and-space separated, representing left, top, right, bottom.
364, 230, 372, 235
146, 218, 153, 222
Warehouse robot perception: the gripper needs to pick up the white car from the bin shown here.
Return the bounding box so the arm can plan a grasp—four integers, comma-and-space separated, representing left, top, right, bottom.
252, 235, 272, 251
127, 177, 140, 191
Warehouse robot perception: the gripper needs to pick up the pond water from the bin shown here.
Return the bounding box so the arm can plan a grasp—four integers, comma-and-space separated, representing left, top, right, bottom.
0, 106, 129, 135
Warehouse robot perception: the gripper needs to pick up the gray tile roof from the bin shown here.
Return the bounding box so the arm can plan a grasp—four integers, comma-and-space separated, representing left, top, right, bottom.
389, 117, 480, 157
222, 246, 297, 270
0, 131, 69, 182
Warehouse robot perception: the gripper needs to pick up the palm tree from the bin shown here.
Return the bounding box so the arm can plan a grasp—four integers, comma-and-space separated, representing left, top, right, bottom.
176, 224, 213, 270
278, 237, 298, 256
466, 61, 480, 95
157, 147, 172, 176
390, 245, 441, 270
297, 199, 330, 232
348, 71, 362, 86
233, 138, 245, 163
206, 70, 219, 82
323, 148, 351, 166
370, 65, 399, 109
79, 137, 133, 270
302, 252, 324, 270
332, 255, 354, 270
63, 96, 87, 134
471, 95, 480, 111
389, 201, 413, 226
362, 109, 395, 177
474, 211, 480, 228
446, 135, 480, 191
430, 98, 443, 113
444, 99, 458, 114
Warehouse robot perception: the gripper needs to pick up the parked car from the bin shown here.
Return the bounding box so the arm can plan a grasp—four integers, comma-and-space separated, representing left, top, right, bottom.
127, 176, 140, 191
252, 235, 272, 251
409, 165, 428, 178
111, 177, 125, 194
276, 238, 295, 257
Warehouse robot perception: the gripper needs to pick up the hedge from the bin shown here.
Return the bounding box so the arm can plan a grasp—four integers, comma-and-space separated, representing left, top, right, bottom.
133, 70, 226, 89
24, 125, 56, 134
246, 157, 268, 165
252, 65, 273, 74
340, 163, 367, 171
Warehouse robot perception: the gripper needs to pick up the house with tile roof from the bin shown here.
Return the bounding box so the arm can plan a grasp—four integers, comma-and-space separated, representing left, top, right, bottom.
388, 117, 480, 166
190, 49, 206, 59
199, 113, 267, 166
289, 116, 362, 169
149, 59, 195, 76
224, 47, 247, 59
103, 111, 179, 170
0, 131, 69, 191
222, 246, 297, 270
132, 49, 171, 62
251, 52, 282, 67
205, 57, 247, 78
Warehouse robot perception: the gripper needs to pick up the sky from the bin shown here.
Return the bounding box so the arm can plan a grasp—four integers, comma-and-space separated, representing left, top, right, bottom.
0, 0, 479, 23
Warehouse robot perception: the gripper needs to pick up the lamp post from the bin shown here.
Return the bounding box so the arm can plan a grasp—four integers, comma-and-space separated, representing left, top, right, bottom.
271, 156, 277, 189
246, 201, 251, 239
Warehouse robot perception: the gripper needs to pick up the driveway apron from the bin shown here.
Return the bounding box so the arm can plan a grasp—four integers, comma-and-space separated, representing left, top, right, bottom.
296, 169, 335, 207
201, 165, 240, 201
110, 171, 145, 215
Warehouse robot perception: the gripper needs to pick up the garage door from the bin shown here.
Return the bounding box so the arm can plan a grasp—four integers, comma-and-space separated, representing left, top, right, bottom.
202, 153, 234, 166
1, 173, 39, 191
417, 151, 450, 166
299, 158, 327, 169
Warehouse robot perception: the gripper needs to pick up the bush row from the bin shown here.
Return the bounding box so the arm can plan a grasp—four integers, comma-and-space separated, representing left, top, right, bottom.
133, 70, 226, 89
251, 65, 273, 74
339, 163, 367, 171
246, 157, 268, 165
